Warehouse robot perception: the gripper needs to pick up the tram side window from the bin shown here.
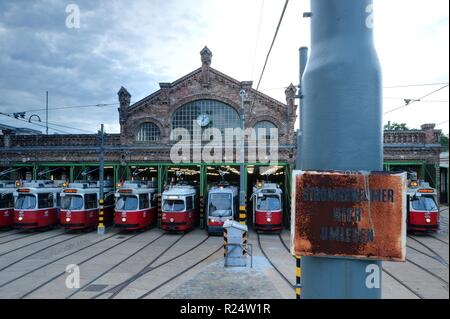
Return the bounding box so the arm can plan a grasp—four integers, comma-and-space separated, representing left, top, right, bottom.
38, 193, 54, 208
150, 193, 156, 208
139, 194, 150, 209
186, 196, 193, 210
0, 193, 14, 208
56, 193, 61, 207
84, 194, 98, 209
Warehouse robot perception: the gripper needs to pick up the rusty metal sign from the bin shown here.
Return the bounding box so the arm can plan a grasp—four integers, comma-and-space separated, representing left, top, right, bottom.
290, 170, 407, 261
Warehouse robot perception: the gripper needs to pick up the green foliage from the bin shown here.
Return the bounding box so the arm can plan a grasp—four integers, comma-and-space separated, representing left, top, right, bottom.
384, 122, 410, 130
441, 133, 449, 152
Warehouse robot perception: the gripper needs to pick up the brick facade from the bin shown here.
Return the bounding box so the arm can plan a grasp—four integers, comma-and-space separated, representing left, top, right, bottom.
0, 48, 442, 170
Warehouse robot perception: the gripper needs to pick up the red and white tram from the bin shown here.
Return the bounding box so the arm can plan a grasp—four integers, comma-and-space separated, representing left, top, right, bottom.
0, 181, 16, 229
206, 182, 238, 235
13, 180, 63, 230
252, 181, 283, 232
60, 181, 114, 230
407, 180, 439, 232
161, 183, 198, 232
114, 181, 157, 231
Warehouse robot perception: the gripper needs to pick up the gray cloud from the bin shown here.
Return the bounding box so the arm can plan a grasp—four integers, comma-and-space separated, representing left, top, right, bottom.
0, 0, 209, 134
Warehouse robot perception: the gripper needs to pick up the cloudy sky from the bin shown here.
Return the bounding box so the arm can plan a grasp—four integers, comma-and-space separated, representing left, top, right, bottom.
0, 0, 448, 134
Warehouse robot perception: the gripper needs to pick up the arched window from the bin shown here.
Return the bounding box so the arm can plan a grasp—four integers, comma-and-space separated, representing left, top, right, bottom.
254, 120, 278, 141
136, 122, 161, 142
171, 99, 240, 140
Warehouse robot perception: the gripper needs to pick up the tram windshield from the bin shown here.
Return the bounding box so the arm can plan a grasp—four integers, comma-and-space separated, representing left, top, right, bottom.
257, 195, 281, 211
209, 193, 232, 217
411, 195, 438, 211
163, 199, 185, 212
15, 194, 36, 210
115, 195, 138, 211
61, 195, 83, 210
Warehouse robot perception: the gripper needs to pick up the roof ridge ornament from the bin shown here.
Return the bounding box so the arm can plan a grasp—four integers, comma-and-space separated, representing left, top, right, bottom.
200, 46, 212, 88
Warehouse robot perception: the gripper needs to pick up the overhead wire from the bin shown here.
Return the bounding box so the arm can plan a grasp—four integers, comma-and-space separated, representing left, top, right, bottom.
255, 0, 289, 91
384, 84, 449, 114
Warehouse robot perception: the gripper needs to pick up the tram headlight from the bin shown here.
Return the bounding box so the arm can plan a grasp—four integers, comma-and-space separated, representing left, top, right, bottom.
170, 218, 174, 222
122, 218, 126, 222
267, 218, 271, 222
210, 218, 215, 223
426, 218, 431, 223
18, 216, 23, 221
66, 218, 71, 222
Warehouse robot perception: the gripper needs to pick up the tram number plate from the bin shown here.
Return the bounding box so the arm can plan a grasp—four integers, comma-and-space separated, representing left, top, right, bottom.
291, 170, 407, 261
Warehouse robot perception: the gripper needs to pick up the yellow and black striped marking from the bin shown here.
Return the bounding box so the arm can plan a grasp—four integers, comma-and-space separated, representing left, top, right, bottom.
242, 231, 248, 256
98, 199, 105, 228
239, 204, 246, 225
223, 228, 228, 257
296, 256, 301, 299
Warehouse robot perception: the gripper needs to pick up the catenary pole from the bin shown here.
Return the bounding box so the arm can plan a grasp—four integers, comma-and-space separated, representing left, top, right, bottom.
300, 0, 383, 298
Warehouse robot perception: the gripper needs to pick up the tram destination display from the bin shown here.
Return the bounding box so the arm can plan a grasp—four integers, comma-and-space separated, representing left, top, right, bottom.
291, 171, 407, 261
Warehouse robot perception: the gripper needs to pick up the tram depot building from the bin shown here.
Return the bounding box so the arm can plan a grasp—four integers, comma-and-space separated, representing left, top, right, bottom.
0, 47, 446, 228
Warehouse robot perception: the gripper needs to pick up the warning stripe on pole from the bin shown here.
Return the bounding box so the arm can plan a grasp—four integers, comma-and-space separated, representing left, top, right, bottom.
296, 256, 301, 299
223, 228, 228, 257
242, 231, 248, 256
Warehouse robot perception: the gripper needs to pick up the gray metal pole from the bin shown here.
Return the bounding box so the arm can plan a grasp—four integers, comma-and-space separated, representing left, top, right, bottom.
97, 123, 105, 234
300, 0, 382, 298
239, 89, 246, 224
46, 91, 48, 135
295, 47, 309, 169
99, 123, 105, 200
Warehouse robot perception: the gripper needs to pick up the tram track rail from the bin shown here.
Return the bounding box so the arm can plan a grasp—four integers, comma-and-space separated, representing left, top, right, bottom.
106, 233, 187, 299
382, 268, 424, 299
405, 257, 448, 286
407, 235, 448, 266
0, 230, 22, 239
0, 232, 37, 245
19, 232, 142, 299
277, 232, 446, 296
278, 233, 291, 254
406, 244, 448, 266
66, 232, 167, 299
0, 232, 119, 290
0, 231, 68, 258
429, 234, 449, 245
138, 245, 222, 299
257, 233, 295, 291
0, 233, 87, 271
92, 234, 212, 299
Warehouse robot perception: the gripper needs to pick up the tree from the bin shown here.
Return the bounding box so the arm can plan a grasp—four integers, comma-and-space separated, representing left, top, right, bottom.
441, 133, 449, 152
384, 122, 410, 130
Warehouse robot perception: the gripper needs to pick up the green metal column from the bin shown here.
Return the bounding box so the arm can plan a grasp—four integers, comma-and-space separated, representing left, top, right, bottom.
70, 165, 74, 182
157, 165, 163, 194
199, 164, 207, 229
32, 165, 37, 180
284, 164, 292, 228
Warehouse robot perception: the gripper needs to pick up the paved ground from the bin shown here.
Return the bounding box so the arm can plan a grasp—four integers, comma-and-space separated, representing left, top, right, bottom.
0, 208, 448, 299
